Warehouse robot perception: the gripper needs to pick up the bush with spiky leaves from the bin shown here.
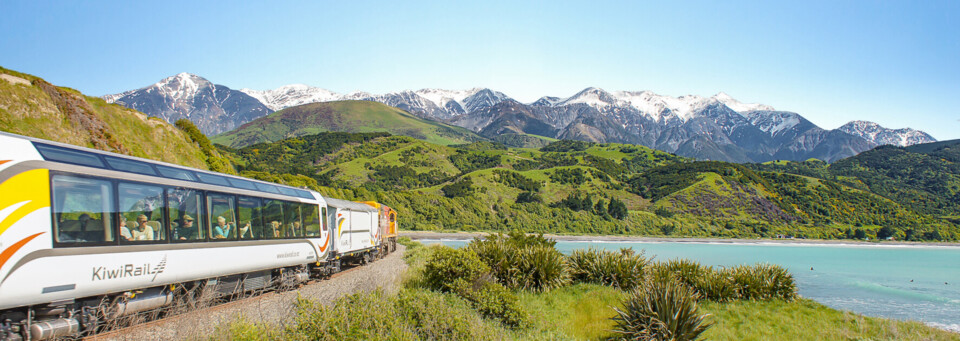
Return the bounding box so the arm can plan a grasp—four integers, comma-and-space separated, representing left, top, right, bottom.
467, 232, 569, 292
729, 263, 798, 301
568, 247, 649, 289
611, 276, 712, 340
651, 259, 739, 302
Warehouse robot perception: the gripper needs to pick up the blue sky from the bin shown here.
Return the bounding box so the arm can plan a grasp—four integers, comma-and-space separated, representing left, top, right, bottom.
2, 0, 958, 139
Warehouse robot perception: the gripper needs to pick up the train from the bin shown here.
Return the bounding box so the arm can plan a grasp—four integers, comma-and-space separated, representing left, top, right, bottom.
0, 131, 399, 340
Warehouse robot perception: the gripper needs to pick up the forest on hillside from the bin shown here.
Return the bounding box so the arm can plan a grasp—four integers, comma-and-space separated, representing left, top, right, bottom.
213, 132, 960, 242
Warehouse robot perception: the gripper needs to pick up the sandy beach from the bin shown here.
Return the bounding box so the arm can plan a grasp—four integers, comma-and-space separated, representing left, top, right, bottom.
401, 230, 960, 248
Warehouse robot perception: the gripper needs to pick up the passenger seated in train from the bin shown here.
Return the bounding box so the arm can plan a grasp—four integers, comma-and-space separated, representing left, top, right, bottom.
213, 216, 232, 239
267, 221, 281, 238
59, 213, 102, 242
290, 221, 301, 237
119, 215, 132, 241
131, 214, 154, 241
174, 215, 198, 240
238, 221, 253, 239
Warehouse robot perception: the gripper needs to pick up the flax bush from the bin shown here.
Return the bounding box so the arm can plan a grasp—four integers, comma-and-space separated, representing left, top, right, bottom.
568, 247, 649, 289
611, 275, 712, 341
467, 232, 569, 292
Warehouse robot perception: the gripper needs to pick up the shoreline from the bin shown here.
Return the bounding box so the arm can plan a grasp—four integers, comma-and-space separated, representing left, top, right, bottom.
400, 231, 960, 248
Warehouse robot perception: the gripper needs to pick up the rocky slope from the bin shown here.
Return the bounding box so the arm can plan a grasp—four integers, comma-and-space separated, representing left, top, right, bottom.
104, 73, 271, 135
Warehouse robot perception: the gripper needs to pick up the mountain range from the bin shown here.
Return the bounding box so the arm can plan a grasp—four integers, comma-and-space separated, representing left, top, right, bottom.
104, 74, 936, 162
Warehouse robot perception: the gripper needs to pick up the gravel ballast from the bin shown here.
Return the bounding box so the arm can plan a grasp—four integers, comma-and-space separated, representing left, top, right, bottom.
93, 245, 408, 340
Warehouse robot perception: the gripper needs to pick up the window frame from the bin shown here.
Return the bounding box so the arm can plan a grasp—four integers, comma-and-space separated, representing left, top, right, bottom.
206, 192, 239, 242
116, 180, 168, 245
49, 172, 118, 248
167, 186, 207, 243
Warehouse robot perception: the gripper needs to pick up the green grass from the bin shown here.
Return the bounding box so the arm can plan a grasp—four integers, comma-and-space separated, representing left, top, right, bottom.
700, 299, 959, 341
517, 284, 623, 340
0, 67, 210, 169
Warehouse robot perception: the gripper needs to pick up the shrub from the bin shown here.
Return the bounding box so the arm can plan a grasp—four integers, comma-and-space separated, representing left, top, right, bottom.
728, 263, 798, 301
651, 259, 739, 302
467, 232, 569, 292
395, 288, 505, 338
423, 246, 490, 292
568, 247, 649, 289
292, 292, 417, 340
288, 289, 506, 340
452, 278, 530, 329
441, 177, 474, 198
692, 269, 738, 302
611, 276, 712, 341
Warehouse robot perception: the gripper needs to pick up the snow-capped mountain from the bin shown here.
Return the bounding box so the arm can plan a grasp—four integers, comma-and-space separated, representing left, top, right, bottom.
104, 73, 270, 135
838, 120, 937, 147
240, 84, 341, 111
237, 85, 511, 120
105, 74, 936, 163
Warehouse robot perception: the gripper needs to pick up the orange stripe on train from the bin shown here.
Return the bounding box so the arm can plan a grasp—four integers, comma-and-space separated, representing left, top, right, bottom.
0, 169, 50, 237
0, 232, 44, 273
0, 160, 9, 166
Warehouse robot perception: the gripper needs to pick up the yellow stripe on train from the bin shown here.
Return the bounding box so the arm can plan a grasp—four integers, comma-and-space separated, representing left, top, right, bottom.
0, 169, 50, 237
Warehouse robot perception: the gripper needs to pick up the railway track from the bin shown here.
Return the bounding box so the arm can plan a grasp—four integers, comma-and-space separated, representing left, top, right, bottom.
87, 245, 406, 341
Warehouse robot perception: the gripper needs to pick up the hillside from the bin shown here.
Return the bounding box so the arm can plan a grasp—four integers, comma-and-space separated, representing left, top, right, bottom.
755, 141, 960, 218
0, 67, 215, 169
211, 100, 486, 148
219, 133, 959, 241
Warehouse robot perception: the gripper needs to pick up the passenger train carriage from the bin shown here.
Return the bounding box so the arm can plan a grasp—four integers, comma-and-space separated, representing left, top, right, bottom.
0, 131, 396, 340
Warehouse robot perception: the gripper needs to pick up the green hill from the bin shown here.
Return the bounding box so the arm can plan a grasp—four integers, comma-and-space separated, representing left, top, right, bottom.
0, 67, 216, 169
211, 100, 487, 148
218, 132, 959, 241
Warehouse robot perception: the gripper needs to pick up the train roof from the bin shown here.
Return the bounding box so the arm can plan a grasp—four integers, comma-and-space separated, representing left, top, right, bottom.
324, 198, 377, 212
0, 130, 317, 200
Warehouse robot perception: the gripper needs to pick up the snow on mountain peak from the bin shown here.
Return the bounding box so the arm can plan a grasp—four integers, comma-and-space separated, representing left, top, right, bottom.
239, 84, 342, 111
711, 92, 775, 113
839, 120, 936, 147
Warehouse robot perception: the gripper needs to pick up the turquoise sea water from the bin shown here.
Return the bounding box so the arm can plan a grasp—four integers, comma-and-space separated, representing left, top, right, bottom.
422, 239, 960, 332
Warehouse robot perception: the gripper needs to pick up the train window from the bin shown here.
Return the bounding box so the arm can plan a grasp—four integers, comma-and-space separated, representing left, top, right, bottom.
207, 194, 237, 240
104, 156, 157, 176
254, 182, 281, 194
320, 206, 328, 233
277, 187, 299, 197
261, 199, 284, 239
36, 144, 105, 168
118, 183, 165, 242
227, 178, 258, 191
302, 204, 320, 237
156, 165, 197, 181
282, 202, 302, 238
294, 189, 314, 199
168, 188, 205, 241
51, 175, 115, 245
196, 173, 230, 187
237, 196, 263, 239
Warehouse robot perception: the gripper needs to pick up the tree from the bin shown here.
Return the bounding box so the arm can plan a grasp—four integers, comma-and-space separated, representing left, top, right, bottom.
876, 226, 896, 240
854, 229, 867, 240
608, 198, 628, 220
441, 178, 474, 198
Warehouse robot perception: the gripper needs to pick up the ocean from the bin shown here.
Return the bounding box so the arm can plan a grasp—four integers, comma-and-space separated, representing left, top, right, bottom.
421, 239, 960, 332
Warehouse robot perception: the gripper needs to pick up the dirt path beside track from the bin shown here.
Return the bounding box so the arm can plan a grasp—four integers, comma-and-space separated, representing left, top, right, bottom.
91, 245, 407, 340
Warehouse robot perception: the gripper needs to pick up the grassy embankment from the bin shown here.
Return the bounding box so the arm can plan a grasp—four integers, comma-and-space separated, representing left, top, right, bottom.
217, 238, 957, 340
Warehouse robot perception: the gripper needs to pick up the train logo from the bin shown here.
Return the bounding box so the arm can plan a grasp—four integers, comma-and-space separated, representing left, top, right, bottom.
91, 255, 167, 282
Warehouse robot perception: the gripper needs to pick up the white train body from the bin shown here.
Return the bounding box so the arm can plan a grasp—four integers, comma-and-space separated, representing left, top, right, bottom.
325, 198, 380, 256
0, 131, 389, 339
